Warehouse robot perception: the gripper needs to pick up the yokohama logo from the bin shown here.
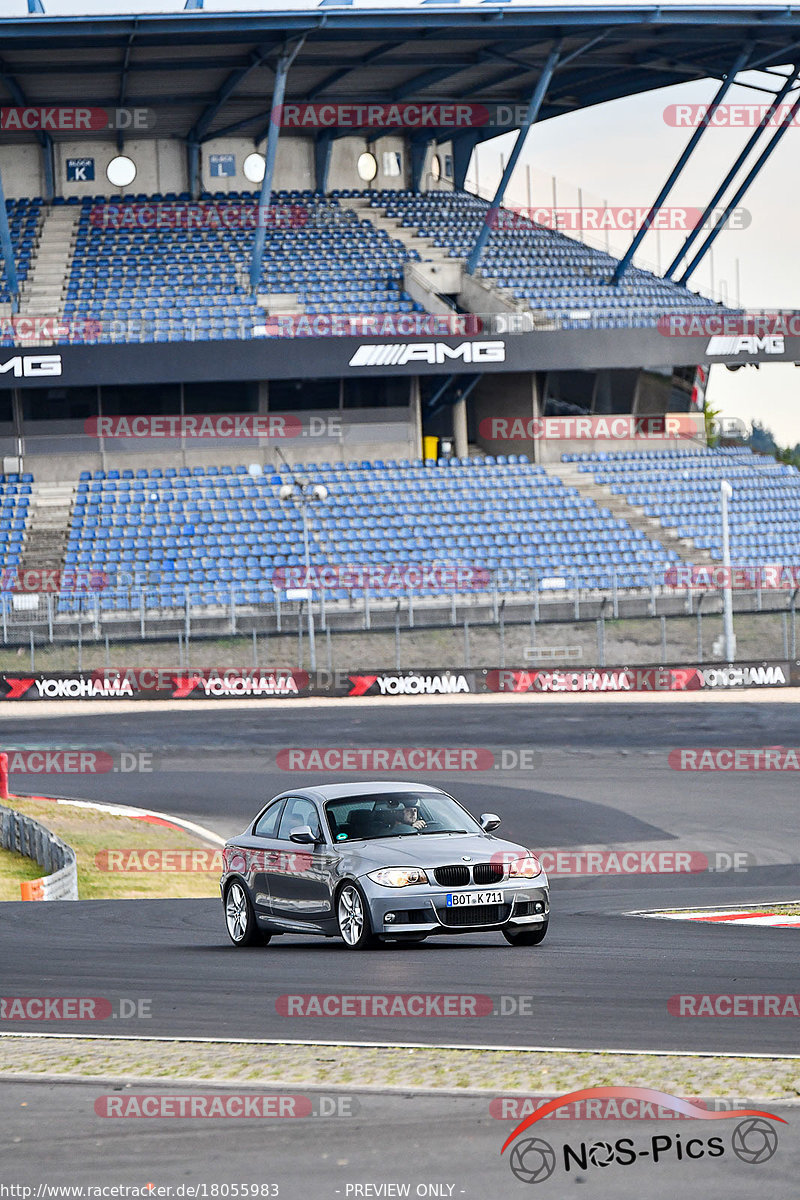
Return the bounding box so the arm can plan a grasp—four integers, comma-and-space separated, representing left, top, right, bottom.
705, 335, 784, 356
348, 341, 506, 367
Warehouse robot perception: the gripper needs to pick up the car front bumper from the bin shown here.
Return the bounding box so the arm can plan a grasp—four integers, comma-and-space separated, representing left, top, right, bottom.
360, 878, 550, 936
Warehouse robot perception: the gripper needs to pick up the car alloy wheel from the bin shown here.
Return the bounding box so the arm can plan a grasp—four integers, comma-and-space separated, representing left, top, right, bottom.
337, 883, 376, 950
225, 880, 269, 947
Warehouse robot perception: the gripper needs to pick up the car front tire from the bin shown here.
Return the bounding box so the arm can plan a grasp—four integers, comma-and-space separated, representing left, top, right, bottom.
503, 921, 548, 946
336, 882, 377, 950
225, 880, 271, 947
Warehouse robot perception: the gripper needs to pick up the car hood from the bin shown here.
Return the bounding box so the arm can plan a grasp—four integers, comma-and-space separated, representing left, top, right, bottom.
338, 831, 532, 871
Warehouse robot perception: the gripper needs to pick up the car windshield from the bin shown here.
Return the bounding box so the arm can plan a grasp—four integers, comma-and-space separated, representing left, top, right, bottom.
325, 792, 481, 842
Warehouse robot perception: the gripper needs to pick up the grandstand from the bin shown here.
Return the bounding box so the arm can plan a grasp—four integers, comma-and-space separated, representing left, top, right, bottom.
1, 2, 799, 636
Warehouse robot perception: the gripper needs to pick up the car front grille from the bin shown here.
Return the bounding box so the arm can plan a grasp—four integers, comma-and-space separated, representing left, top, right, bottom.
473, 862, 505, 885
438, 903, 511, 927
433, 865, 471, 887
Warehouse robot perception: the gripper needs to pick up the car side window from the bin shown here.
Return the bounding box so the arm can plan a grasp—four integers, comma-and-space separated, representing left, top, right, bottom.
277, 797, 321, 842
253, 799, 285, 839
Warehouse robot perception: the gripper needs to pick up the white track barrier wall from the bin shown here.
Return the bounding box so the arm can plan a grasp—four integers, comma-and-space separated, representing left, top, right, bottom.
0, 804, 78, 900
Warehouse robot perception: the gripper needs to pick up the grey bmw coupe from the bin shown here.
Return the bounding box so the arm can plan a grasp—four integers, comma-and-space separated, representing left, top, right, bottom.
220, 781, 549, 950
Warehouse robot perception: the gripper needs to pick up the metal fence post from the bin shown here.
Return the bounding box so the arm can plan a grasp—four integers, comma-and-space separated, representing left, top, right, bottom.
77, 621, 82, 672
696, 606, 702, 664
275, 590, 282, 633
363, 586, 370, 630
1, 593, 6, 644
394, 602, 401, 668
596, 611, 605, 666
320, 585, 326, 632
792, 590, 797, 659
29, 629, 35, 672
326, 625, 332, 672
298, 605, 304, 668
407, 588, 414, 629
533, 572, 540, 622
230, 585, 237, 635
463, 617, 470, 667
612, 570, 619, 618
451, 586, 457, 626
104, 634, 110, 669
782, 610, 789, 659
499, 600, 505, 668
139, 588, 145, 640
185, 586, 191, 647
661, 615, 667, 664
649, 569, 657, 617
252, 627, 258, 670
47, 593, 53, 643
573, 573, 580, 621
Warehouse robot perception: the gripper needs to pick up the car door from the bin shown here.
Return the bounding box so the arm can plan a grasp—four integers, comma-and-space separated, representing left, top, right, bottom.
267, 796, 335, 922
245, 796, 287, 917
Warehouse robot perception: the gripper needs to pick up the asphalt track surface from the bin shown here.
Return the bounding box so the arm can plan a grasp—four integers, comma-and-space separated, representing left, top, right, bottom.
1, 701, 799, 1054
0, 1080, 796, 1199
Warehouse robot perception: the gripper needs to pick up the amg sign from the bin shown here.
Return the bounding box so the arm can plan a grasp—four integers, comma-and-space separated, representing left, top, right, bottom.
348, 341, 506, 367
705, 335, 785, 356
0, 354, 62, 377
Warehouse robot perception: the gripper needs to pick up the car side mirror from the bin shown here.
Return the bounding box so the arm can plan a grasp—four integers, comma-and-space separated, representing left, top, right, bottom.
480, 813, 501, 832
289, 825, 318, 845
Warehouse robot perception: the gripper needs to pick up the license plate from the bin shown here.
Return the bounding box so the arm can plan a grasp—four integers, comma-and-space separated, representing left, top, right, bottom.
446, 890, 503, 907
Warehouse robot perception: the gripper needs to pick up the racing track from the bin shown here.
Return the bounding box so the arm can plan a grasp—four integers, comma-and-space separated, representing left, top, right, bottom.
1, 700, 799, 1054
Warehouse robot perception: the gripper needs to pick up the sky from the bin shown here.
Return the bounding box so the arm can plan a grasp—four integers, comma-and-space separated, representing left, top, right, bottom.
1, 2, 798, 443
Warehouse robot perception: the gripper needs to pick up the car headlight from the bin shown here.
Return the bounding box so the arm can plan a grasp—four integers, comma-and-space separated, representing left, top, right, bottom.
507, 854, 542, 879
366, 867, 429, 888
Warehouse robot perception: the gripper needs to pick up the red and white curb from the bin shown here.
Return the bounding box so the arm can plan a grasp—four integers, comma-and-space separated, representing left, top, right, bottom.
634, 905, 800, 928
18, 793, 225, 847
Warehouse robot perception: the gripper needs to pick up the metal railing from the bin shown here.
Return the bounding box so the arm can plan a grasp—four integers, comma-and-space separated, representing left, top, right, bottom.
0, 802, 78, 900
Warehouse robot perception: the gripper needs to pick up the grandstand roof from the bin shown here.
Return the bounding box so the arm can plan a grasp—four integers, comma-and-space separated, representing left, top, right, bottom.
1, 4, 799, 143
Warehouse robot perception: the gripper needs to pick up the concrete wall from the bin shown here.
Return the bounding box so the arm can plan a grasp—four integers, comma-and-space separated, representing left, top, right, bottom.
470, 372, 539, 460
21, 405, 418, 481
0, 135, 462, 199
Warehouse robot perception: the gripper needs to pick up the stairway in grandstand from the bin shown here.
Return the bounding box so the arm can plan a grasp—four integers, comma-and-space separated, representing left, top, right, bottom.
19, 203, 81, 320
546, 458, 716, 568
344, 194, 524, 318
15, 482, 74, 575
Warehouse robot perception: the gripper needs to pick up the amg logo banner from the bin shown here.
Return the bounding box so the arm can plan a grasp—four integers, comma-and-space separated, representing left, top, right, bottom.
0, 354, 62, 377
705, 335, 785, 356
348, 341, 506, 367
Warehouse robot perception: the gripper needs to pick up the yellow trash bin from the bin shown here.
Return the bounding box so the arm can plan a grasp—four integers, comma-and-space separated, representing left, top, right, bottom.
423, 435, 439, 462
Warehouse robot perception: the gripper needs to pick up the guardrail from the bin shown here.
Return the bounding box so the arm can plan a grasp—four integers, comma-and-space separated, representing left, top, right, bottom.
0, 753, 78, 900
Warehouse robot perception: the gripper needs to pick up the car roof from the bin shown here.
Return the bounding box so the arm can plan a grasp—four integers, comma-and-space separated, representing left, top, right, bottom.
291, 781, 447, 802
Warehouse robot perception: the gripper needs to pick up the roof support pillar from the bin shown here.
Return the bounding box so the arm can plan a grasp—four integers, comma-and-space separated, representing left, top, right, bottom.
465, 45, 559, 276
187, 139, 200, 199
0, 166, 20, 314
314, 132, 333, 194
450, 132, 480, 191
665, 62, 800, 280
249, 38, 305, 294
678, 84, 800, 286
611, 46, 750, 285
409, 135, 430, 193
